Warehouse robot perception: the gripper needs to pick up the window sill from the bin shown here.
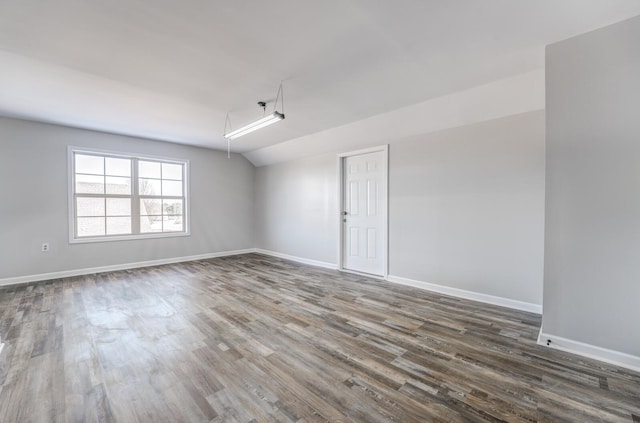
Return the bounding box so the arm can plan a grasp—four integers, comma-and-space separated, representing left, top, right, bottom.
69, 231, 191, 244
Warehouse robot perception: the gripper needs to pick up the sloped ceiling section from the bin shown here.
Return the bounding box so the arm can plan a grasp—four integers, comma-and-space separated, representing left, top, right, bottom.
1, 0, 639, 161
245, 70, 545, 166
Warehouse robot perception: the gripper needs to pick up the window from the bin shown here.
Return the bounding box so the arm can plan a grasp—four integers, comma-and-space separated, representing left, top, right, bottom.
69, 148, 189, 242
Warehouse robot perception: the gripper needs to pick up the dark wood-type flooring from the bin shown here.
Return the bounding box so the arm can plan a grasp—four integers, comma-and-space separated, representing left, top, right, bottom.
0, 253, 639, 422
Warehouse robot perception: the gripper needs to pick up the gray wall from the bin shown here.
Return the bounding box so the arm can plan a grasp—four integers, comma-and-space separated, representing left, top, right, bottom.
391, 111, 545, 304
0, 117, 255, 280
254, 154, 338, 264
543, 16, 640, 356
255, 111, 545, 306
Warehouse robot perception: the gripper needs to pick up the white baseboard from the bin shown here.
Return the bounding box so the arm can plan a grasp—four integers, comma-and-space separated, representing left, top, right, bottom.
0, 249, 255, 287
387, 274, 542, 314
254, 249, 337, 270
538, 331, 640, 373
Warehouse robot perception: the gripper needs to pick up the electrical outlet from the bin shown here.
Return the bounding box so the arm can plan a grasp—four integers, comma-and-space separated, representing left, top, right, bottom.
42, 242, 50, 252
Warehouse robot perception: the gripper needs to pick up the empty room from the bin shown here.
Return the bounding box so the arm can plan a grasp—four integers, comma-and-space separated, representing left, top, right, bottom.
1, 1, 639, 422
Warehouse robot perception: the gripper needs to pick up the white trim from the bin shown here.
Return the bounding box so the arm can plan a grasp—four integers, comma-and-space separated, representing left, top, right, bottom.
538, 331, 640, 373
387, 274, 542, 314
0, 249, 254, 287
254, 249, 337, 270
68, 145, 190, 165
68, 231, 191, 244
337, 144, 389, 278
335, 156, 343, 274
339, 267, 387, 281
337, 145, 390, 158
0, 337, 4, 355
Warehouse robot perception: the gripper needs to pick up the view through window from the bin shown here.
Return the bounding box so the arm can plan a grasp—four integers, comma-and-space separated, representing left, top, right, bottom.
70, 149, 188, 241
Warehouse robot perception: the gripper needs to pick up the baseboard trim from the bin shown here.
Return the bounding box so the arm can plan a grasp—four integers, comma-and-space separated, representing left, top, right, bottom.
538, 331, 640, 373
387, 274, 542, 314
252, 254, 541, 315
254, 249, 337, 270
0, 249, 255, 287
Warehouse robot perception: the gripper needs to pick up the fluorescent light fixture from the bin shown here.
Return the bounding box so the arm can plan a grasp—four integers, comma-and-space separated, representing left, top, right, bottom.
224, 111, 285, 140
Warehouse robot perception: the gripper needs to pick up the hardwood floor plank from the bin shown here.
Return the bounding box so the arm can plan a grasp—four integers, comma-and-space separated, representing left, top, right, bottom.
1, 253, 639, 422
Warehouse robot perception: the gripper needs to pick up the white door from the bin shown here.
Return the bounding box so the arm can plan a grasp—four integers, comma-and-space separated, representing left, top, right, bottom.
342, 150, 386, 276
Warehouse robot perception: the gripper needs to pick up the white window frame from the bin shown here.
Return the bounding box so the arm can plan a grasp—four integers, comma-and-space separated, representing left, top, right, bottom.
68, 146, 190, 243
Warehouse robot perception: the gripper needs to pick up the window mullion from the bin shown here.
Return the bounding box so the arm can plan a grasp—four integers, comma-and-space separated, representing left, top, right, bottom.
102, 161, 107, 235
74, 195, 78, 239
103, 197, 107, 235
77, 193, 131, 199
132, 158, 140, 235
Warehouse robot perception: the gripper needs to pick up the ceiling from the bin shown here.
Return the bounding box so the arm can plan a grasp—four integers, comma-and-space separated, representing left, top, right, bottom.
1, 1, 639, 158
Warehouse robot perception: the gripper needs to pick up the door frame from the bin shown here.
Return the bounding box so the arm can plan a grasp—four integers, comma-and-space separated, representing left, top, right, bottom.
337, 144, 389, 279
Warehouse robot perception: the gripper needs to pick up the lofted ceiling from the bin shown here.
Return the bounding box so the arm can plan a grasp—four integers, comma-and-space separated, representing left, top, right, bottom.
1, 0, 639, 160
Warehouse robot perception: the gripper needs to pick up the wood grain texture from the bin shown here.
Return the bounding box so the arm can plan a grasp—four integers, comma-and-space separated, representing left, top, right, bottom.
0, 253, 638, 422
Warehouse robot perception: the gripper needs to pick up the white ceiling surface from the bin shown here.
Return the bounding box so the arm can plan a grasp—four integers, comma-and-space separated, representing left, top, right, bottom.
1, 1, 639, 162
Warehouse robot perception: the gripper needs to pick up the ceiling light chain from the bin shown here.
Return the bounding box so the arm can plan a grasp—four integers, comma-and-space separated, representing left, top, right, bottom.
274, 81, 284, 115
223, 112, 233, 158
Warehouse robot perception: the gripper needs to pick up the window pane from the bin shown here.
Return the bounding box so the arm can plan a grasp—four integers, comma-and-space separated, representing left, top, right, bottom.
162, 180, 182, 196
139, 161, 161, 179
140, 199, 161, 215
75, 154, 104, 175
106, 176, 131, 195
106, 157, 131, 177
106, 198, 131, 216
76, 174, 104, 194
163, 199, 183, 216
72, 151, 187, 240
140, 215, 162, 233
139, 178, 161, 195
77, 217, 105, 237
106, 217, 131, 235
163, 215, 183, 232
162, 163, 183, 180
77, 197, 105, 217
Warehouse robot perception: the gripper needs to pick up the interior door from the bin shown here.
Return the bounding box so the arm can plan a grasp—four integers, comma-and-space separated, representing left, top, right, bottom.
342, 150, 386, 276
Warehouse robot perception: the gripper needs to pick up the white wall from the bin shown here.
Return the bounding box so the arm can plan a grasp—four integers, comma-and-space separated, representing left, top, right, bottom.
543, 15, 640, 357
0, 117, 255, 281
255, 110, 545, 307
